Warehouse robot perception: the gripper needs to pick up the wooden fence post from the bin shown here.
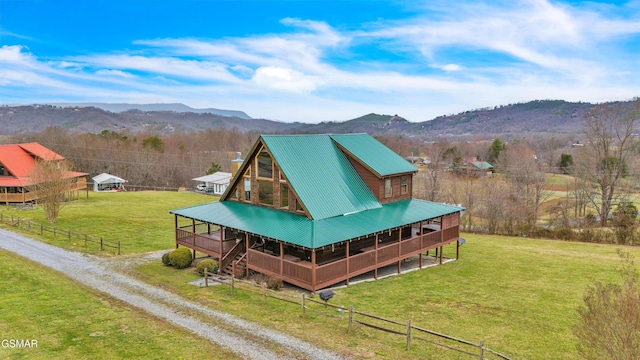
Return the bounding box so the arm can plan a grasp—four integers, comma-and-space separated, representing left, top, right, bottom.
301, 293, 306, 318
40, 224, 43, 235
348, 306, 354, 333
406, 319, 412, 350
479, 339, 484, 359
231, 274, 235, 296
53, 227, 56, 240
263, 284, 267, 303
68, 230, 71, 242
204, 269, 209, 287
117, 241, 120, 255
100, 237, 103, 251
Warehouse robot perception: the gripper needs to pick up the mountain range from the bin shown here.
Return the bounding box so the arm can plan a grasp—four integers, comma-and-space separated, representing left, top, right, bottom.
0, 100, 613, 139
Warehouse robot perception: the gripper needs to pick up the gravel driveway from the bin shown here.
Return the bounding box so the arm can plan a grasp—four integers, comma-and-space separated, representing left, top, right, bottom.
0, 228, 347, 360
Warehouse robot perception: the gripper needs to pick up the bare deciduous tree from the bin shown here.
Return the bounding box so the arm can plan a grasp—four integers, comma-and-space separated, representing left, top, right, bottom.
574, 100, 640, 226
28, 159, 75, 224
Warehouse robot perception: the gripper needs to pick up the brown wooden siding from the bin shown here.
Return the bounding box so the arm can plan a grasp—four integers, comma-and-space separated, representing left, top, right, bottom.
346, 157, 380, 198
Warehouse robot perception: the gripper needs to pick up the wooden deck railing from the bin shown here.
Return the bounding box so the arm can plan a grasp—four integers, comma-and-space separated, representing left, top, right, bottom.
178, 225, 460, 292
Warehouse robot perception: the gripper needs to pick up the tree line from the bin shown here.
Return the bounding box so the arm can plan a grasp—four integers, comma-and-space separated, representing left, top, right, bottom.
4, 99, 639, 240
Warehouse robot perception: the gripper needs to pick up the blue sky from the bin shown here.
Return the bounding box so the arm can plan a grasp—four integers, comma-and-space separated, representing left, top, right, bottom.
1, 0, 639, 123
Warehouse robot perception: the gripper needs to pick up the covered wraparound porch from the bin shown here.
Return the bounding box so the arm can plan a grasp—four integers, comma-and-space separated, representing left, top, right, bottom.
173, 200, 462, 292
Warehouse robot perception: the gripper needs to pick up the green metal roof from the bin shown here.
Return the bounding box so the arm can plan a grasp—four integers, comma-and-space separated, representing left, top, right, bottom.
170, 199, 463, 249
472, 161, 494, 170
261, 134, 381, 220
330, 134, 418, 176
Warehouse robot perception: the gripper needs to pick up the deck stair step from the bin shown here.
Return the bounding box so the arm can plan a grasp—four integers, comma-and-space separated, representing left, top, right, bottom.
221, 252, 246, 278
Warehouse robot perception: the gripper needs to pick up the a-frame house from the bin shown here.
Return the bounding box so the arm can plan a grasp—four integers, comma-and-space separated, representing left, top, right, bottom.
171, 134, 463, 292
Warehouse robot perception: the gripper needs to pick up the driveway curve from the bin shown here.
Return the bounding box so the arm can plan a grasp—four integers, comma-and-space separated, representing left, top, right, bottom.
0, 228, 347, 360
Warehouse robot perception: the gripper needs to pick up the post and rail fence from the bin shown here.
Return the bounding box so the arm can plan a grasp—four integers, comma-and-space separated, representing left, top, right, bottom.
0, 213, 120, 255
201, 269, 510, 359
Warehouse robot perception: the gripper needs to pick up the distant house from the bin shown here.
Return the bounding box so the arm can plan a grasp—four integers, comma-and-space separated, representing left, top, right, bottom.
0, 142, 88, 204
92, 173, 127, 192
470, 161, 494, 176
192, 172, 232, 195
171, 134, 463, 292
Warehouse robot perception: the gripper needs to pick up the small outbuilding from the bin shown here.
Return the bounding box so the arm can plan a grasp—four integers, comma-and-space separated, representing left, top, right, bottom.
92, 173, 127, 192
192, 172, 232, 195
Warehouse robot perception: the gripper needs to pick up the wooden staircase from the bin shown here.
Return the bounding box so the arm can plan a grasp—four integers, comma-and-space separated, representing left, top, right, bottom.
221, 251, 247, 278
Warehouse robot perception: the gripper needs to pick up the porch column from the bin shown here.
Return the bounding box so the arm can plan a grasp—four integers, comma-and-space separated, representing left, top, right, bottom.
280, 242, 284, 276
220, 226, 223, 256
22, 187, 25, 204
192, 218, 196, 248
439, 217, 444, 264
374, 233, 379, 280
245, 233, 250, 278
397, 228, 401, 275
4, 188, 7, 206
311, 250, 317, 293
346, 241, 350, 286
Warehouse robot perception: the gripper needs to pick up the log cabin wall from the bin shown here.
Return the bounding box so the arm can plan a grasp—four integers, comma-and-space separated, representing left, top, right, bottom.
343, 156, 413, 204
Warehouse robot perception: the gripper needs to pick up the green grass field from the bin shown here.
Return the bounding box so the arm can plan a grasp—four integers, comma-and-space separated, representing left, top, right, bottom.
134, 233, 638, 359
0, 191, 215, 254
0, 250, 238, 360
2, 191, 638, 359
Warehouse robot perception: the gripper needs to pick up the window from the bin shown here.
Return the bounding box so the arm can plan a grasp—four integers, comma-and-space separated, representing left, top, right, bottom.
229, 187, 238, 200
296, 198, 304, 212
258, 180, 273, 206
384, 179, 392, 198
401, 177, 408, 194
257, 148, 273, 179
244, 177, 251, 201
280, 183, 289, 208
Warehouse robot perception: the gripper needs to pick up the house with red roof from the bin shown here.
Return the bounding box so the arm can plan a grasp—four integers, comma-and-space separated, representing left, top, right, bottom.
0, 143, 88, 204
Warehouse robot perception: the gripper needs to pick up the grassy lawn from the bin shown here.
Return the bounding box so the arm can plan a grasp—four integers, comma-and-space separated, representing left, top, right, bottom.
0, 250, 238, 360
0, 191, 214, 254
2, 191, 638, 358
135, 233, 638, 359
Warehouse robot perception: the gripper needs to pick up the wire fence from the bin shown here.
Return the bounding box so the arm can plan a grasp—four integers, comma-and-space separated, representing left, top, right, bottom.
202, 270, 511, 359
0, 213, 120, 255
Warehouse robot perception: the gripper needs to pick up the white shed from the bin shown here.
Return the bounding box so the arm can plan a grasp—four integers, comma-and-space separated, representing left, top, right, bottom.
192, 172, 232, 195
92, 173, 127, 192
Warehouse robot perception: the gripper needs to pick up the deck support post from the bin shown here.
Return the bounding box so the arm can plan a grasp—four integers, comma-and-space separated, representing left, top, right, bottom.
346, 241, 350, 286
280, 242, 284, 276
374, 233, 379, 280
439, 246, 443, 264
245, 233, 250, 278
456, 240, 460, 260
219, 226, 223, 256
311, 250, 317, 293
192, 219, 196, 247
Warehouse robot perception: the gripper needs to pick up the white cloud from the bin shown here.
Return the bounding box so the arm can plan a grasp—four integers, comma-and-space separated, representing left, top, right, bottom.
2, 1, 640, 123
251, 66, 320, 93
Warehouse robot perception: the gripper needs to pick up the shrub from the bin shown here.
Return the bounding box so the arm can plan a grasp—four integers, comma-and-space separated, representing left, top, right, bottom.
266, 277, 284, 291
169, 247, 193, 269
161, 252, 172, 266
196, 259, 219, 276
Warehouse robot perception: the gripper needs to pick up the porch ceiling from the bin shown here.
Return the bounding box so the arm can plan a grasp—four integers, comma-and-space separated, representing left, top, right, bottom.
171, 199, 464, 249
